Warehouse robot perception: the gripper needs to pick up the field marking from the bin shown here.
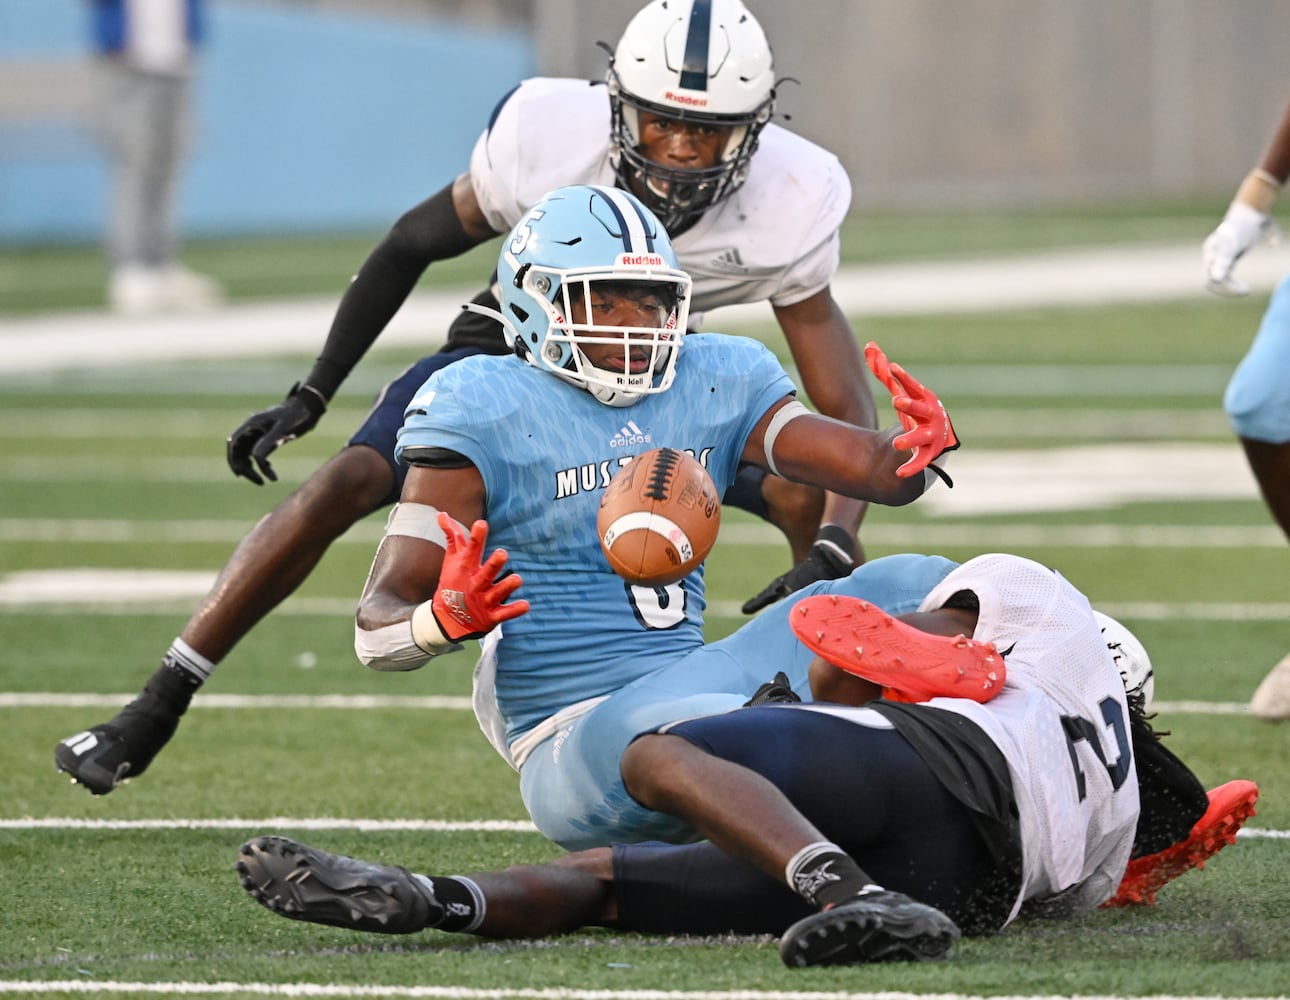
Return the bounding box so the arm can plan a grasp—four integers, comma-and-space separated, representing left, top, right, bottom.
0, 692, 1260, 717
0, 407, 1239, 439
0, 817, 1284, 841
5, 594, 1289, 622
6, 239, 1290, 377
0, 440, 1273, 523
3, 985, 1283, 1000
917, 444, 1259, 516
0, 443, 1264, 512
2, 519, 1285, 548
3, 692, 474, 710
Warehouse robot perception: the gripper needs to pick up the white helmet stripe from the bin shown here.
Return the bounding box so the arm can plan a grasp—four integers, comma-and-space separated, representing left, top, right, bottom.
589, 186, 658, 254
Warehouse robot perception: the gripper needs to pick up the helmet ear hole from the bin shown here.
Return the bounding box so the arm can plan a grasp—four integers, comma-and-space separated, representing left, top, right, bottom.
493, 185, 692, 406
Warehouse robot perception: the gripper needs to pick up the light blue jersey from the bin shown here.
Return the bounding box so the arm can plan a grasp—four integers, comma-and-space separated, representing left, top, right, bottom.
397, 333, 792, 739
397, 332, 958, 849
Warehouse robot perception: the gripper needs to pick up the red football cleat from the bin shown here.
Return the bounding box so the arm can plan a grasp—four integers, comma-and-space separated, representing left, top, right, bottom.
790, 595, 1005, 703
1104, 779, 1259, 907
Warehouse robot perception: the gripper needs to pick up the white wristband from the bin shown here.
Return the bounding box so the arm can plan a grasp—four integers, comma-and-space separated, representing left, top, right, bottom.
411, 599, 460, 654
1236, 168, 1282, 214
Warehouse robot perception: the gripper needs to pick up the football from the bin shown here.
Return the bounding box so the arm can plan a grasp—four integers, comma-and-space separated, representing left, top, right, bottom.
598, 447, 721, 587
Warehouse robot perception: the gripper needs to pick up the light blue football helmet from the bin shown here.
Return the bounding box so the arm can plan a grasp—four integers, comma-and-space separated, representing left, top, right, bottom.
494, 185, 692, 407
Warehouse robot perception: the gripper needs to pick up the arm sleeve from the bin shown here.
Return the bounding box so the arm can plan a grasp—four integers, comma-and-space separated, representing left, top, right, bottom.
305, 183, 480, 399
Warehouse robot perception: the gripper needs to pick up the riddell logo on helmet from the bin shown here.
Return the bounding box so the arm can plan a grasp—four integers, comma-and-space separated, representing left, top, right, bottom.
618, 253, 666, 266
665, 91, 708, 108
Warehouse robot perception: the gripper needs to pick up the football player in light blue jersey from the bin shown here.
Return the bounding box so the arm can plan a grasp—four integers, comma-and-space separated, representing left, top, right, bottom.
1202, 94, 1290, 719
56, 0, 880, 799
355, 184, 960, 849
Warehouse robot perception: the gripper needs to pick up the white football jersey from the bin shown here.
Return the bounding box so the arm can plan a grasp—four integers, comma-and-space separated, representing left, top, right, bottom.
915, 554, 1140, 920
468, 77, 850, 313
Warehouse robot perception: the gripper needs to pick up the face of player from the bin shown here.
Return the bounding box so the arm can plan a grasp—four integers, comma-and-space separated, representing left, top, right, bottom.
630, 110, 733, 197
567, 282, 675, 375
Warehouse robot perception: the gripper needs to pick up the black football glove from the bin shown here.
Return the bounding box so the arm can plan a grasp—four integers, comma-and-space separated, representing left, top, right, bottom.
742, 671, 802, 707
741, 524, 858, 615
226, 382, 327, 485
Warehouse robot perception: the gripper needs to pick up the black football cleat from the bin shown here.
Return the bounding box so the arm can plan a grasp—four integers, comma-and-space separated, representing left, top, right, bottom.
779, 889, 961, 967
236, 835, 443, 934
54, 693, 181, 795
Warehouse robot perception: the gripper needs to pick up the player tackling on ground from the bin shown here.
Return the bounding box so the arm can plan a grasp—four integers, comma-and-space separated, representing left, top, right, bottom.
237, 553, 1257, 966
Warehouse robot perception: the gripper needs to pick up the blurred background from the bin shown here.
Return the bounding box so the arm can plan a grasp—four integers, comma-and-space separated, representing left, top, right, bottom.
3, 0, 1289, 248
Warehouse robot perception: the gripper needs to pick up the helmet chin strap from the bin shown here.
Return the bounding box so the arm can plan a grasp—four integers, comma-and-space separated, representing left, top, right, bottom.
590, 385, 643, 407
626, 171, 702, 235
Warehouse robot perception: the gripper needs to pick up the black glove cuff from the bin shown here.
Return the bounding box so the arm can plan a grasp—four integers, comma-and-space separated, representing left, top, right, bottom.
289, 381, 329, 416
926, 436, 961, 489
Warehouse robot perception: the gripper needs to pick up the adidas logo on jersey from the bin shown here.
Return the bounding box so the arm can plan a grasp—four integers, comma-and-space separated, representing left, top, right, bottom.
610, 421, 651, 448
710, 247, 748, 274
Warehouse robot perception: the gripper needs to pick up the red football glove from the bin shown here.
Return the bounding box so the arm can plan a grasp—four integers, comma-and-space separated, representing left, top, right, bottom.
431, 513, 529, 642
864, 341, 960, 484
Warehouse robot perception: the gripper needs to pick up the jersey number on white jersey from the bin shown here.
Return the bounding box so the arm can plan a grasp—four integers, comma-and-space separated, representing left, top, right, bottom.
1061, 696, 1132, 800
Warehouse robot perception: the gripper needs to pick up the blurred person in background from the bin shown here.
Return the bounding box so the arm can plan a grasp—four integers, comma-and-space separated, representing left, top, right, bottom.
1202, 95, 1290, 720
91, 0, 223, 313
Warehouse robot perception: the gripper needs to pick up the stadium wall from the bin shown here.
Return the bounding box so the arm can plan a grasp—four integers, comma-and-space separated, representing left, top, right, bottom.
537, 0, 1290, 211
0, 0, 533, 243
4, 0, 1290, 244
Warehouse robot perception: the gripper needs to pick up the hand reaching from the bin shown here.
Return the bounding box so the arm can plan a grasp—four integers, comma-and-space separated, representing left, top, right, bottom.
1203, 201, 1280, 298
430, 513, 529, 642
864, 341, 959, 483
741, 524, 858, 614
226, 383, 328, 485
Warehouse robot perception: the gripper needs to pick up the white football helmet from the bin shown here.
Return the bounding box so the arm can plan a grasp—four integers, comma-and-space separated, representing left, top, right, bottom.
607, 0, 776, 231
491, 185, 692, 408
1094, 610, 1155, 711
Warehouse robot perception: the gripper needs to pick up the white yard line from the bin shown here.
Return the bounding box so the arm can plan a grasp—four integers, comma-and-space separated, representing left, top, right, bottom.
4, 591, 1288, 621
0, 519, 1284, 547
5, 241, 1290, 376
0, 692, 1260, 717
3, 816, 1286, 838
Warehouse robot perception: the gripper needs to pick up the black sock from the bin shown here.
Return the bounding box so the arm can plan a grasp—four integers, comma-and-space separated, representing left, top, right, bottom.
419, 875, 485, 932
136, 638, 216, 718
786, 841, 880, 909
140, 658, 201, 717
